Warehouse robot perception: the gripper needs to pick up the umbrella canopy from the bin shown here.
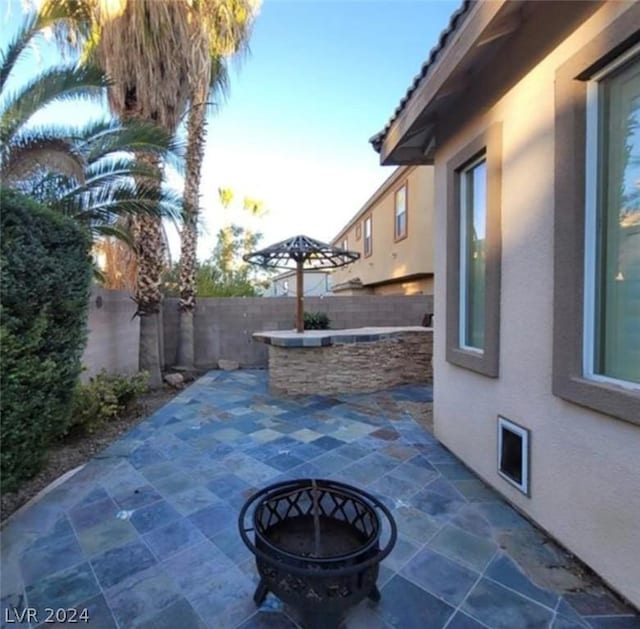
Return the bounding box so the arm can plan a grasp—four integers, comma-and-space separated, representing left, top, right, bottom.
243, 235, 360, 332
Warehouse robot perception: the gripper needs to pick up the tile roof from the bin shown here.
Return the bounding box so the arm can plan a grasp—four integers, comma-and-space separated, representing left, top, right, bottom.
370, 0, 473, 153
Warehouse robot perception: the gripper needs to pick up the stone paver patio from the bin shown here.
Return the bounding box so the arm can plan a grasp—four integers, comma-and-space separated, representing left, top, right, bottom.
2, 370, 638, 629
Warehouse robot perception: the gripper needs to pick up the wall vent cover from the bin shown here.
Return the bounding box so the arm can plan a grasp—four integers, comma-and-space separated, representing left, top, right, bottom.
497, 416, 530, 495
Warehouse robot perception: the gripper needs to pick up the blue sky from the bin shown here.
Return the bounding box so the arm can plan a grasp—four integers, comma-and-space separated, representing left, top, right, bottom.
2, 0, 460, 260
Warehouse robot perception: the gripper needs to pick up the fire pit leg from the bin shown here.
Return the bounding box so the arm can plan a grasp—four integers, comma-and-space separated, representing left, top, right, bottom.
367, 585, 381, 603
253, 580, 269, 606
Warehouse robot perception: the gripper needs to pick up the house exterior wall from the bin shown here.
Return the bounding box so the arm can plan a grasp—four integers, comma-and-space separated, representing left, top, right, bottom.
331, 165, 435, 293
433, 2, 640, 606
371, 277, 434, 296
266, 271, 332, 297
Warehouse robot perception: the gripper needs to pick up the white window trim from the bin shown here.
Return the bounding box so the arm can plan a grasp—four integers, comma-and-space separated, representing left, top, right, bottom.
497, 416, 530, 496
582, 45, 640, 391
459, 155, 486, 353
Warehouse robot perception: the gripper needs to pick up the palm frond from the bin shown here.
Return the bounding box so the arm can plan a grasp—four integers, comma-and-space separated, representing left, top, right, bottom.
1, 64, 109, 144
93, 223, 135, 248
1, 135, 85, 184
54, 178, 182, 224
1, 13, 44, 92
37, 0, 95, 57
76, 119, 186, 174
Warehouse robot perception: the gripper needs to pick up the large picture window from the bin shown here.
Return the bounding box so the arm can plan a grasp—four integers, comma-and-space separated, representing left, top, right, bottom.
460, 157, 487, 351
446, 124, 502, 378
553, 7, 640, 425
584, 53, 640, 386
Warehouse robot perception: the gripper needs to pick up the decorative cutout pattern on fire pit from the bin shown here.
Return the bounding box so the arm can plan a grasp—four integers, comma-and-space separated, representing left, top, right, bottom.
239, 478, 397, 628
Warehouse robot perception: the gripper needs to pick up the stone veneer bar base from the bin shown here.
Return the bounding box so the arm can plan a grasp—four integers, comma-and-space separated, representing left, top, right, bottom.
254, 327, 432, 396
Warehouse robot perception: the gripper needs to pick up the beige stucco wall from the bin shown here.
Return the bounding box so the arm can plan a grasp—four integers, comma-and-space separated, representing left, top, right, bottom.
332, 165, 435, 290
433, 2, 640, 606
373, 277, 434, 296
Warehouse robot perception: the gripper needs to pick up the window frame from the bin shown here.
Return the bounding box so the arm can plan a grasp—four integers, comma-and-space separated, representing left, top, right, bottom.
363, 215, 373, 257
553, 6, 640, 425
446, 123, 502, 377
583, 47, 640, 390
394, 182, 408, 242
459, 155, 488, 353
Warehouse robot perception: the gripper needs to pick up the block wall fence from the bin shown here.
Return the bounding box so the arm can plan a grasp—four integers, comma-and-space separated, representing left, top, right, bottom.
81, 289, 433, 374
81, 287, 140, 380
162, 295, 433, 369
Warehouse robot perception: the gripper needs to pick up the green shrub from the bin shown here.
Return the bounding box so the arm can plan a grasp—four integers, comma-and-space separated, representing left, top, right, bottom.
0, 189, 92, 491
304, 311, 331, 330
69, 371, 149, 434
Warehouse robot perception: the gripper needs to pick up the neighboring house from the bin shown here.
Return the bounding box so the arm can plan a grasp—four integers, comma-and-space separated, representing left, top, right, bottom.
265, 269, 332, 297
330, 165, 435, 295
372, 0, 640, 607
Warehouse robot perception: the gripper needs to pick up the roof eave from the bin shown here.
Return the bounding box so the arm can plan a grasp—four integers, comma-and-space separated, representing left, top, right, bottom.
373, 0, 510, 165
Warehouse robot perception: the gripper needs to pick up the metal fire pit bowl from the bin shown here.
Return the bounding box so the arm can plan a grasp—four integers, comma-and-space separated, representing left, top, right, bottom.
238, 478, 397, 628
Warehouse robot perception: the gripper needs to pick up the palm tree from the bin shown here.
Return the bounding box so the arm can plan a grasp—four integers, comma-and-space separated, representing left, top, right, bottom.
2, 15, 184, 298
1, 13, 108, 184
39, 0, 258, 380
20, 119, 183, 241
39, 0, 198, 387
174, 2, 258, 369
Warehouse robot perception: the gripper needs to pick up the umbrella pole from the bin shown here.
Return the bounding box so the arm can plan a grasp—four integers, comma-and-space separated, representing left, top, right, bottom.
296, 260, 304, 333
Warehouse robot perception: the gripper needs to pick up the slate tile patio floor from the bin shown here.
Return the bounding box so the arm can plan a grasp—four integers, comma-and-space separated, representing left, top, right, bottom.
2, 370, 638, 629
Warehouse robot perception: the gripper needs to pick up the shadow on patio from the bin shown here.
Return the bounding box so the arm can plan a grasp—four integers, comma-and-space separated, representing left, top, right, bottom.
1, 371, 637, 628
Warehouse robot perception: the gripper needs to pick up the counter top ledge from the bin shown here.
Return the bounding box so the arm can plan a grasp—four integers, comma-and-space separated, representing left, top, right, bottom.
253, 326, 431, 348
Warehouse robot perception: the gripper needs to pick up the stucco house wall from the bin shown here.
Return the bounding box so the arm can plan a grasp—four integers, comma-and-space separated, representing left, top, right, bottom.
331, 165, 435, 294
266, 270, 332, 297
432, 3, 640, 605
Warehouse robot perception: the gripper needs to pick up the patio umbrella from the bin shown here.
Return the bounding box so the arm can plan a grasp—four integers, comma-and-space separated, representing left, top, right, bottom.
243, 235, 360, 332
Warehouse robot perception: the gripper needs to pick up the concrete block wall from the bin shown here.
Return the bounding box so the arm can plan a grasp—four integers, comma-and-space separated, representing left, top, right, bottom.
163, 295, 433, 369
81, 287, 139, 380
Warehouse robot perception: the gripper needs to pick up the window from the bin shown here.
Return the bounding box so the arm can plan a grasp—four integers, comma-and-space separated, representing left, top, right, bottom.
283, 279, 289, 295
364, 216, 372, 257
553, 9, 640, 425
497, 417, 530, 496
395, 184, 408, 240
356, 223, 362, 240
584, 52, 640, 386
342, 238, 348, 251
446, 124, 502, 377
460, 158, 487, 351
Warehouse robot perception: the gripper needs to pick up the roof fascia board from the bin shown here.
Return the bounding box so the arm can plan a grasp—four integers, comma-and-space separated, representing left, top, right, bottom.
379, 0, 508, 163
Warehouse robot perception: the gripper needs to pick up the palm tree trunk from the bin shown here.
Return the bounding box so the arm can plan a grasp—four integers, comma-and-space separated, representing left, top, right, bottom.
175, 88, 207, 369
132, 153, 166, 387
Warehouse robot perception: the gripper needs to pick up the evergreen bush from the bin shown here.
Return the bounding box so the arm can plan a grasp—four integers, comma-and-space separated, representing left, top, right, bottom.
1, 189, 92, 491
303, 311, 331, 330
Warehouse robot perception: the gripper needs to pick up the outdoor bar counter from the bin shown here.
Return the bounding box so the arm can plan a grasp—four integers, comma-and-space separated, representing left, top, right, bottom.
253, 326, 432, 396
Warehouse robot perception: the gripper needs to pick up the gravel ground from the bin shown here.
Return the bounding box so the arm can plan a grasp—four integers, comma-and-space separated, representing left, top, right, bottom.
0, 386, 178, 523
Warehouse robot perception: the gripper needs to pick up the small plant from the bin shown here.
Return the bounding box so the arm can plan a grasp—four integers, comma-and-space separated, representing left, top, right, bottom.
304, 311, 331, 330
69, 371, 149, 434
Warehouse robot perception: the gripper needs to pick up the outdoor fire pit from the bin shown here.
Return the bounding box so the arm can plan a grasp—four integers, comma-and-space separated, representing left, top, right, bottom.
238, 478, 397, 628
